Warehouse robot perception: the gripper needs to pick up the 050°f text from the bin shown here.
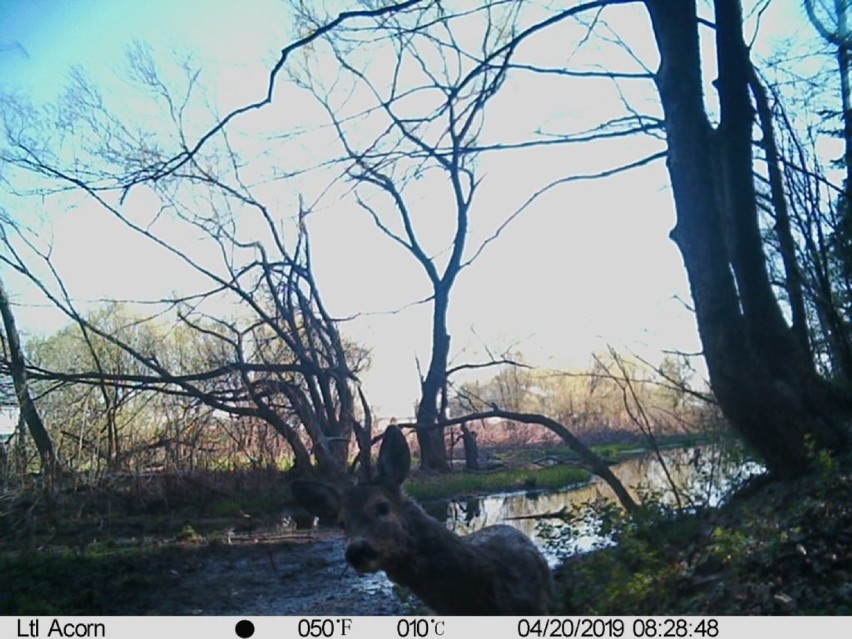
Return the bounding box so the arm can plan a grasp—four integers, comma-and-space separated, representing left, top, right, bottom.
295, 618, 354, 638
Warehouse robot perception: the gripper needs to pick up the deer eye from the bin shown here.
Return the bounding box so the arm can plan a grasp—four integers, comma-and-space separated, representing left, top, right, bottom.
375, 501, 391, 517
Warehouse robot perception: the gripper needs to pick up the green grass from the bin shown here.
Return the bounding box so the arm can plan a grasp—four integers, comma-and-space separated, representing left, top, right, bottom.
406, 465, 590, 501
503, 434, 710, 466
587, 434, 708, 458
0, 546, 181, 614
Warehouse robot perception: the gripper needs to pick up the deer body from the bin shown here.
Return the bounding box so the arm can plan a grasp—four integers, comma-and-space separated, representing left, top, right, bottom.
382, 503, 553, 615
291, 426, 553, 615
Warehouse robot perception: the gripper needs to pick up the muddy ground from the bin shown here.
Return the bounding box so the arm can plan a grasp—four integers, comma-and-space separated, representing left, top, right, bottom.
142, 528, 410, 616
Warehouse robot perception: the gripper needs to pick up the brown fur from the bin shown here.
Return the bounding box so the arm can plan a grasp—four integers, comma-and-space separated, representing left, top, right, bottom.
291, 426, 553, 615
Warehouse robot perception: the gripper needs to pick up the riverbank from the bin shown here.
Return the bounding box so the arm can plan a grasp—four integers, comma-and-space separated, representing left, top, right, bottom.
556, 459, 852, 614
0, 437, 678, 614
405, 434, 707, 500
3, 460, 848, 615
6, 437, 848, 615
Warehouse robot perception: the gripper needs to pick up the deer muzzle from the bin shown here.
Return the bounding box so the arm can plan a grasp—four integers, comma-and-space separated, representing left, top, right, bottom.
345, 539, 381, 573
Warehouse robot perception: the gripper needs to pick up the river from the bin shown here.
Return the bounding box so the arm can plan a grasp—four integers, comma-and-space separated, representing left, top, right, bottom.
422, 446, 763, 563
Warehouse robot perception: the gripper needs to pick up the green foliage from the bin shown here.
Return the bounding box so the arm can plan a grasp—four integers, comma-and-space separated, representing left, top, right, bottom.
547, 496, 699, 614
27, 303, 189, 474
176, 524, 201, 542
19, 302, 308, 478
804, 433, 839, 486
206, 499, 243, 518
552, 463, 852, 615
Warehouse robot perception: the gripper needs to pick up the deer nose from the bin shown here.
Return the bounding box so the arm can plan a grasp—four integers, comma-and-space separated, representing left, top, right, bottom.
345, 539, 380, 572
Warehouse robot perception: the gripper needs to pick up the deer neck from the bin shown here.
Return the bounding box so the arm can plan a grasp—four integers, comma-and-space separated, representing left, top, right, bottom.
383, 500, 497, 614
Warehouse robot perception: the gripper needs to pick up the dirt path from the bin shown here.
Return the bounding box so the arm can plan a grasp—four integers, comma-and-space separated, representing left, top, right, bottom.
144, 529, 410, 616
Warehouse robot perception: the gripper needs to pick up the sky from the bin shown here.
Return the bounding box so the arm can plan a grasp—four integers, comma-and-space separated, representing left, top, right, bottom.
0, 0, 826, 421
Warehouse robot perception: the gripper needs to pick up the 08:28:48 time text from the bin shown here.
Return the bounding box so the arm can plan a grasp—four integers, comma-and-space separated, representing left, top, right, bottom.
517, 617, 720, 639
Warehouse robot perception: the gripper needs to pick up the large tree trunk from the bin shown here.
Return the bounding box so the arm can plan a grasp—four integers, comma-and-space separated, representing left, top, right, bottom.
0, 274, 57, 476
415, 287, 450, 471
643, 0, 850, 477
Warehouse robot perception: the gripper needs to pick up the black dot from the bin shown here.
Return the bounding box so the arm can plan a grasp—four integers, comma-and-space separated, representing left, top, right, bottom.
235, 619, 255, 638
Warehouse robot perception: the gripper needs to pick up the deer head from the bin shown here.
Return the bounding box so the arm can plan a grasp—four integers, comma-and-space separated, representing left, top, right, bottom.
290, 425, 414, 573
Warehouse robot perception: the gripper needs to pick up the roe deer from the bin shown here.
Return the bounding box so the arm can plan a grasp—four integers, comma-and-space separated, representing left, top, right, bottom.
291, 425, 553, 615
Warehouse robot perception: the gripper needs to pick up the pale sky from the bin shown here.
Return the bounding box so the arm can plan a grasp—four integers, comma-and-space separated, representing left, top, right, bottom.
0, 0, 824, 419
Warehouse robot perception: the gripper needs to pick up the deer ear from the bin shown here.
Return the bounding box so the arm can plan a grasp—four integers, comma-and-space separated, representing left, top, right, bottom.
377, 425, 411, 487
290, 479, 343, 522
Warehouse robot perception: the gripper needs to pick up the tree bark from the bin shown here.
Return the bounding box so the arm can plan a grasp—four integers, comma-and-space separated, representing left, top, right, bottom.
460, 422, 480, 471
415, 285, 451, 471
0, 274, 57, 475
643, 0, 851, 477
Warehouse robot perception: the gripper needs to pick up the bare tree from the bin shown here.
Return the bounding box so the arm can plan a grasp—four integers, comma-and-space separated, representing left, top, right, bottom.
292, 1, 663, 470
0, 59, 371, 482
288, 2, 521, 470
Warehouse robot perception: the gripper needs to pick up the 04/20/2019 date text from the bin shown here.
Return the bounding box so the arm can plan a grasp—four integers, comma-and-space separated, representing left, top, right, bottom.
516, 618, 721, 639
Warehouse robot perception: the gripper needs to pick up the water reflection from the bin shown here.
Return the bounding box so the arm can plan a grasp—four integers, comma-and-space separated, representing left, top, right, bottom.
431, 446, 763, 564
